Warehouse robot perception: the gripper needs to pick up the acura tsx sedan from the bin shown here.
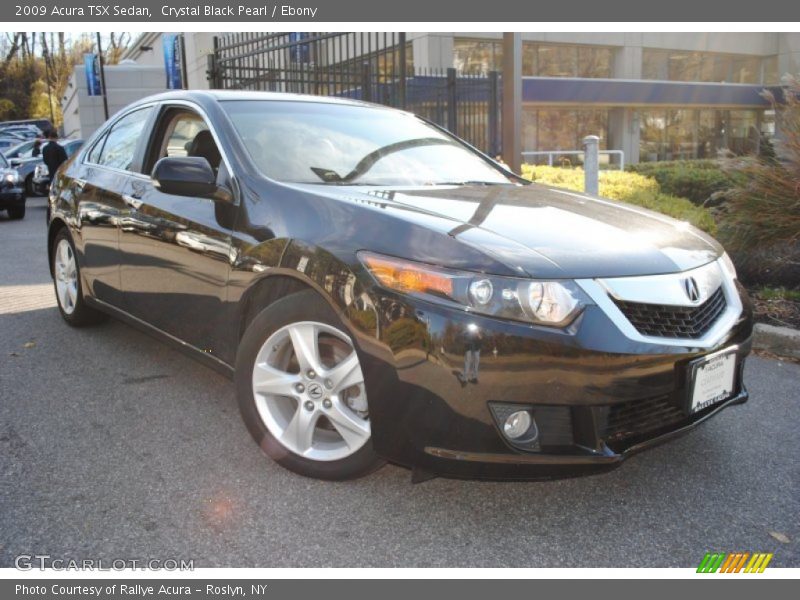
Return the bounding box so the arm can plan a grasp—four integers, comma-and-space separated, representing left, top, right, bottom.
47, 91, 753, 481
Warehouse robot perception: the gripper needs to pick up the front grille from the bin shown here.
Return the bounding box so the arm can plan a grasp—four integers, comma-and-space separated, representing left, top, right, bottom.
613, 286, 726, 339
600, 395, 686, 444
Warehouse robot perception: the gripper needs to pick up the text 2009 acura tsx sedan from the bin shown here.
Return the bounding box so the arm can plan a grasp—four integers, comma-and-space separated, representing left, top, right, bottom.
47, 91, 753, 481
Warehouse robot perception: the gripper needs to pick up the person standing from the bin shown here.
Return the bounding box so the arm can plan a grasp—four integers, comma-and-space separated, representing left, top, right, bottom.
42, 130, 68, 182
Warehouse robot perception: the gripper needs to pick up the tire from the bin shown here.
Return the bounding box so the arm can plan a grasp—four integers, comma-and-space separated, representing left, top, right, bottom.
235, 289, 385, 480
7, 204, 25, 219
25, 174, 35, 197
51, 229, 106, 326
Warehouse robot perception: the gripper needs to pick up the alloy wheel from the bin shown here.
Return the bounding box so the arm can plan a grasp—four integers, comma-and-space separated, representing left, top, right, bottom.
54, 239, 78, 315
251, 321, 370, 461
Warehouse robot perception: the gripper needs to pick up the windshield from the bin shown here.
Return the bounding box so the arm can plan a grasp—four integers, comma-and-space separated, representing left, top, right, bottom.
222, 100, 513, 186
4, 140, 34, 159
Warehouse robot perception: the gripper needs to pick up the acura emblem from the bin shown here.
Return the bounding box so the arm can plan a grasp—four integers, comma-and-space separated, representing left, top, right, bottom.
307, 382, 324, 400
683, 277, 701, 302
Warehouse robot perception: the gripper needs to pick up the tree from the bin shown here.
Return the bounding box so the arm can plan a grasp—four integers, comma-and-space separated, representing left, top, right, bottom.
0, 32, 132, 126
105, 32, 131, 65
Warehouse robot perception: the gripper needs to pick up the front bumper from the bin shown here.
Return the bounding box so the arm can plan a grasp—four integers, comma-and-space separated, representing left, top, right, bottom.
32, 176, 51, 196
359, 280, 754, 480
0, 185, 25, 208
421, 389, 748, 480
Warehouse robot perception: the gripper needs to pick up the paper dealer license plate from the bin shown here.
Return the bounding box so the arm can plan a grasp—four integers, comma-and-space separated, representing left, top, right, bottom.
689, 350, 737, 413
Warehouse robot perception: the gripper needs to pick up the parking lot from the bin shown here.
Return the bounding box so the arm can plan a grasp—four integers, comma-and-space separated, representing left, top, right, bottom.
1, 197, 798, 568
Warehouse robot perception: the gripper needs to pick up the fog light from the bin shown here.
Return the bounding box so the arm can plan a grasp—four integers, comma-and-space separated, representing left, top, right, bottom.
503, 410, 532, 439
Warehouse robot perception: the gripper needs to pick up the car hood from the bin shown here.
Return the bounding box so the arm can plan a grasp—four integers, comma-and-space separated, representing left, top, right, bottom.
293, 182, 723, 279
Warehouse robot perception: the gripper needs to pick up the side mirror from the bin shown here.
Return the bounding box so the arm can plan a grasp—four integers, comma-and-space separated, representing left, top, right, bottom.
151, 156, 231, 202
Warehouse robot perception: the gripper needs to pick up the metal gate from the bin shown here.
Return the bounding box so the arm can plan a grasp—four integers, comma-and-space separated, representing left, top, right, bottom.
207, 32, 501, 156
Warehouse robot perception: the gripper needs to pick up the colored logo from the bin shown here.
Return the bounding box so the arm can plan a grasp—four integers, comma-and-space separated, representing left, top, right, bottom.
697, 552, 773, 573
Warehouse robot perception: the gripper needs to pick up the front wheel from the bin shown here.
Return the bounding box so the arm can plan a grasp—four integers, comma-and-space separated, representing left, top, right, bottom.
235, 290, 385, 480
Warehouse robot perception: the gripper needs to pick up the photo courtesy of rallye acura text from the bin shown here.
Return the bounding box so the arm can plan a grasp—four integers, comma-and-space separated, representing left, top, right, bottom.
46, 91, 753, 481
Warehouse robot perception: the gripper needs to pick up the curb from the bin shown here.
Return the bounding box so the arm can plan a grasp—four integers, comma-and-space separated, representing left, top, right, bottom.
753, 323, 800, 359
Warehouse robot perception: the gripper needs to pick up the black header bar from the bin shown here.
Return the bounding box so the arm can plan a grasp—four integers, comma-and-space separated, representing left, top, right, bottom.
3, 0, 800, 22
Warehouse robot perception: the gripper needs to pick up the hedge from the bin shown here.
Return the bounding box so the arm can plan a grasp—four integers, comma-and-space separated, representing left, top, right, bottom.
521, 164, 717, 233
626, 160, 738, 205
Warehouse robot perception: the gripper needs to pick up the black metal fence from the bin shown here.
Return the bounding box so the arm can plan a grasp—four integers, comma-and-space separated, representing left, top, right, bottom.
207, 32, 501, 156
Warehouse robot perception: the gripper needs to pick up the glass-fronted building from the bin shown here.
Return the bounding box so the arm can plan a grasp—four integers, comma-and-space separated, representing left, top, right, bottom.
426, 33, 798, 164
122, 32, 800, 165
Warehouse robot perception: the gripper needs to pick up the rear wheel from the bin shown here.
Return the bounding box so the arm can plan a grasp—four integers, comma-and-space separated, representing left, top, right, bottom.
52, 229, 106, 326
235, 290, 384, 480
7, 204, 25, 220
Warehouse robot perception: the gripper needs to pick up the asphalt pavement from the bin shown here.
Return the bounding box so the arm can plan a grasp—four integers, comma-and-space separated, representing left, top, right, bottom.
1, 198, 798, 568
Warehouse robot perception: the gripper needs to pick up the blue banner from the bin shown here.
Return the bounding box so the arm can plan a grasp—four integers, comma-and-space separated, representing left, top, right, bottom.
84, 53, 101, 96
163, 33, 183, 89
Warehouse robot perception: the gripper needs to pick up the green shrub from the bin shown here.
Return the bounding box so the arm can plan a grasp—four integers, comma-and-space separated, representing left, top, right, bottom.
628, 159, 721, 173
521, 164, 716, 233
621, 190, 717, 234
627, 160, 737, 205
757, 287, 800, 302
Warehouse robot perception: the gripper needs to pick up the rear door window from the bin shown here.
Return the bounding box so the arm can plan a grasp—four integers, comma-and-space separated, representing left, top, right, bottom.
95, 107, 152, 172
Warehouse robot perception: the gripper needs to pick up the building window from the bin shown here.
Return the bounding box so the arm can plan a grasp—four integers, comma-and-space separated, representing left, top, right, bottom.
577, 46, 612, 78
453, 40, 502, 75
522, 107, 609, 164
730, 56, 761, 84
642, 49, 771, 84
728, 110, 760, 154
536, 45, 579, 77
639, 108, 762, 162
454, 39, 612, 78
763, 56, 779, 85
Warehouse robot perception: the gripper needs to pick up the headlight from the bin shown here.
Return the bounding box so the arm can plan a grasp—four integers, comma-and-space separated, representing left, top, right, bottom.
720, 252, 738, 280
359, 252, 590, 327
3, 171, 18, 185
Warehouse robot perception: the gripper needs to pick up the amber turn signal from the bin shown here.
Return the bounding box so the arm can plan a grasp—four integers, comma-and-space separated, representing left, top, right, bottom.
360, 253, 454, 297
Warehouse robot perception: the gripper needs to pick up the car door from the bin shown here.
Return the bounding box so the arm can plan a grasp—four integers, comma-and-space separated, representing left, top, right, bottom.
118, 105, 236, 359
74, 106, 154, 307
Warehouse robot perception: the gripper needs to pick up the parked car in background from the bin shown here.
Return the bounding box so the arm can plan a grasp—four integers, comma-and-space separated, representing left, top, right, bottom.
0, 137, 24, 152
5, 138, 82, 196
0, 118, 52, 135
32, 139, 84, 195
3, 138, 43, 160
47, 91, 753, 481
0, 125, 42, 140
0, 152, 25, 219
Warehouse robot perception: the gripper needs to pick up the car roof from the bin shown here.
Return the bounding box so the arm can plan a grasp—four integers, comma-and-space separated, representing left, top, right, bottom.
130, 89, 399, 111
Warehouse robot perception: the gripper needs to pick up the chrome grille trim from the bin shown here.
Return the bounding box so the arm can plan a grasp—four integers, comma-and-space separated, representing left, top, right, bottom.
576, 257, 743, 348
613, 286, 727, 338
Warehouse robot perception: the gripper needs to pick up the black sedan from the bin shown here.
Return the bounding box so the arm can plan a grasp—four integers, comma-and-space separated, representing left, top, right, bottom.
47, 91, 753, 481
0, 152, 25, 219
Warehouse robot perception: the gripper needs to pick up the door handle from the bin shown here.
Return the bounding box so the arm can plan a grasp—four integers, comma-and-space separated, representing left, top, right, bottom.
122, 194, 143, 210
